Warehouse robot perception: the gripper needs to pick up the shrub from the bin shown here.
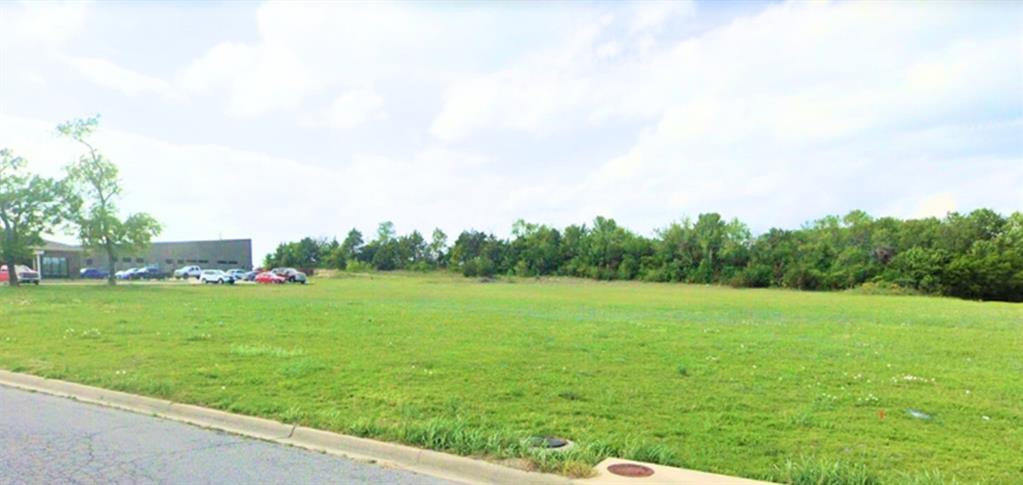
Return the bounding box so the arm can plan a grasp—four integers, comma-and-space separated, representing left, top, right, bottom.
345, 260, 374, 273
848, 281, 920, 296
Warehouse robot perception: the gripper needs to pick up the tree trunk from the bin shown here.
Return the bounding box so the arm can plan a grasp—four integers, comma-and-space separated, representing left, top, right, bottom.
105, 246, 117, 286
3, 254, 18, 287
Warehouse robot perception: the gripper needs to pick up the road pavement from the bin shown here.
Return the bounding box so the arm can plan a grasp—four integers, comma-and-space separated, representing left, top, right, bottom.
0, 386, 459, 485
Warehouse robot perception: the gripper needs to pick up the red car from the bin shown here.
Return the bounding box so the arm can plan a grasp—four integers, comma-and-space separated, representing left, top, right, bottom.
254, 271, 286, 284
0, 265, 40, 285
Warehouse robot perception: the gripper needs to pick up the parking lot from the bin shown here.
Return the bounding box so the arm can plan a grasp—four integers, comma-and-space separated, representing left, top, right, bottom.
5, 267, 310, 286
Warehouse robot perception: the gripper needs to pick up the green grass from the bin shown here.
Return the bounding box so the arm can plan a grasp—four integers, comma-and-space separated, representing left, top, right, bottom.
1, 273, 1020, 483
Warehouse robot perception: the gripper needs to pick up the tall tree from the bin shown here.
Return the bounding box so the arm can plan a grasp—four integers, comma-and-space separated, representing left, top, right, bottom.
429, 228, 447, 266
58, 116, 162, 285
0, 149, 70, 286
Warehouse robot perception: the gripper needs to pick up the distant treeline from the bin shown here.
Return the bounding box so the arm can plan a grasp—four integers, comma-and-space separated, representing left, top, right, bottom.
265, 209, 1023, 302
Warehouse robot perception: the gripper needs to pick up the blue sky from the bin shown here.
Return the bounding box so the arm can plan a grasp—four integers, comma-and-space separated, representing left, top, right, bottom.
1, 0, 1021, 259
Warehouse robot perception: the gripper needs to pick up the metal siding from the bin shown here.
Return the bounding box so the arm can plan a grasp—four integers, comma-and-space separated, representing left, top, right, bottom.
83, 240, 253, 272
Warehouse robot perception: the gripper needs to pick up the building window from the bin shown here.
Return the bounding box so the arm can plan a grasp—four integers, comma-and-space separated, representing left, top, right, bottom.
228, 261, 238, 265
165, 259, 173, 264
177, 259, 184, 264
135, 258, 144, 263
198, 260, 209, 264
216, 260, 227, 264
41, 256, 69, 278
85, 259, 93, 266
122, 257, 131, 263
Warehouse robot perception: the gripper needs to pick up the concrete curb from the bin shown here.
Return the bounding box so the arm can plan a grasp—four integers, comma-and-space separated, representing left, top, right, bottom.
0, 369, 570, 485
589, 458, 773, 484
0, 369, 770, 485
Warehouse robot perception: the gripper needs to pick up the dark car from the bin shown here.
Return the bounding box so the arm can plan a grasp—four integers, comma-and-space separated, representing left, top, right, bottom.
130, 266, 167, 280
244, 267, 266, 281
80, 268, 109, 279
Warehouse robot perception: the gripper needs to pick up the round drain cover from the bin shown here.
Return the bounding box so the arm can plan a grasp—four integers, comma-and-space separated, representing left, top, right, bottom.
607, 463, 655, 478
544, 437, 569, 448
526, 436, 570, 449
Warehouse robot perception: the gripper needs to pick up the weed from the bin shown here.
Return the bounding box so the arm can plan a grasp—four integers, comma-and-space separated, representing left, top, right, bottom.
230, 344, 305, 358
771, 456, 879, 485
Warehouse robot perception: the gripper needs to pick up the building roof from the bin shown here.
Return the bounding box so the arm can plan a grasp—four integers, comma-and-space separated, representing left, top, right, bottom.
41, 240, 83, 252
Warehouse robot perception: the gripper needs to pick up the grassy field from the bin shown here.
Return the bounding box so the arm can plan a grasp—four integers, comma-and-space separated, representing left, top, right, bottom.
1, 273, 1020, 483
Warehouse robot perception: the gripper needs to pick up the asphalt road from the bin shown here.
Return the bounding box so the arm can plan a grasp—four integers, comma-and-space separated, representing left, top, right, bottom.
0, 386, 459, 485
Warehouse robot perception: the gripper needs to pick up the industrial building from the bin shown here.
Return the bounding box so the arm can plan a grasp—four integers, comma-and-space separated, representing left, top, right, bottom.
34, 239, 253, 278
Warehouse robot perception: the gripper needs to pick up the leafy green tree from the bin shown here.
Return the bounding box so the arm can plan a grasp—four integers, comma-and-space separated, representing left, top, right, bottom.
331, 228, 365, 268
510, 220, 563, 276
0, 149, 71, 286
376, 221, 396, 242
450, 230, 507, 277
429, 228, 448, 267
267, 208, 1022, 301
58, 116, 161, 285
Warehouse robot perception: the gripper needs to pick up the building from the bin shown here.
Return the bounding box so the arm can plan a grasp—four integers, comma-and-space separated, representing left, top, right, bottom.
37, 240, 85, 279
36, 239, 253, 278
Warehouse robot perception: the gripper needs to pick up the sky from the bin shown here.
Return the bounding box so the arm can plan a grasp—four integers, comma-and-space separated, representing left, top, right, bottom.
1, 0, 1021, 260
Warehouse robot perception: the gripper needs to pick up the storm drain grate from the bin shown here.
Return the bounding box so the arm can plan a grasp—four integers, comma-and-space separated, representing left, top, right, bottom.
607, 463, 655, 478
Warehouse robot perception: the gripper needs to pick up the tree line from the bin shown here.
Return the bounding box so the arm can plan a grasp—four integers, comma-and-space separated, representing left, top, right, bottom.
267, 209, 1023, 302
0, 116, 162, 286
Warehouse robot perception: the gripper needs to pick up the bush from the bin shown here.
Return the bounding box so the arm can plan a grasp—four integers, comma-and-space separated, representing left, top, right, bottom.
409, 261, 432, 272
848, 281, 920, 296
345, 260, 374, 273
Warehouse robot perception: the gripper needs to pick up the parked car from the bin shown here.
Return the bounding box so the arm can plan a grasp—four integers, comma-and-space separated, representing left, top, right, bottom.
271, 267, 307, 284
0, 265, 40, 285
79, 267, 109, 279
199, 269, 234, 284
173, 265, 202, 279
244, 268, 266, 281
115, 268, 138, 280
226, 269, 247, 281
254, 271, 286, 284
131, 266, 167, 280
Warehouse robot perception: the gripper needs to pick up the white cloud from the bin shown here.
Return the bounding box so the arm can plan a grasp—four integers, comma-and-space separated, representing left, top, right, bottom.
176, 42, 257, 95
177, 41, 318, 116
64, 56, 180, 99
0, 114, 510, 258
175, 1, 448, 117
0, 1, 91, 49
174, 1, 586, 118
324, 87, 386, 130
426, 0, 1021, 230
1, 0, 1019, 252
914, 193, 957, 218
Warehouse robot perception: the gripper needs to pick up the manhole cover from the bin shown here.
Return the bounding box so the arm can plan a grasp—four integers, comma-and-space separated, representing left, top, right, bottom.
526, 436, 570, 449
607, 463, 655, 477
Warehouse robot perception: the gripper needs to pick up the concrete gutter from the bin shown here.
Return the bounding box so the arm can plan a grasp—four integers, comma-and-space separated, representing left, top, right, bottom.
0, 369, 771, 485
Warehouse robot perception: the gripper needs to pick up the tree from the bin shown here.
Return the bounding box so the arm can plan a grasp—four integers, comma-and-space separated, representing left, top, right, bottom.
376, 221, 396, 242
397, 230, 428, 268
59, 116, 162, 285
330, 228, 364, 269
0, 149, 70, 286
510, 220, 562, 276
429, 228, 448, 266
